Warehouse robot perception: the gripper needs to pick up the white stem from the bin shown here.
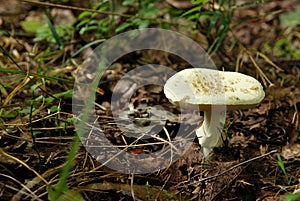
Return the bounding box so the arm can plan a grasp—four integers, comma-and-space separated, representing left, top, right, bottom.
196, 110, 223, 157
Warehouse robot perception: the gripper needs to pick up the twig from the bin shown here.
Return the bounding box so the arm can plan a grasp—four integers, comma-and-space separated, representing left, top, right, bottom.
12, 163, 65, 200
21, 0, 179, 25
0, 173, 42, 201
21, 0, 133, 18
0, 149, 50, 186
248, 54, 273, 86
199, 150, 278, 182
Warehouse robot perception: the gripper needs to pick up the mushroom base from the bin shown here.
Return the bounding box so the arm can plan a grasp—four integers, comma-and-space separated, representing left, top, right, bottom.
195, 111, 224, 157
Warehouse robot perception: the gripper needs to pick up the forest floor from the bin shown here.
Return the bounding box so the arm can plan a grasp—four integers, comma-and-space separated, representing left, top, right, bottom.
0, 0, 299, 200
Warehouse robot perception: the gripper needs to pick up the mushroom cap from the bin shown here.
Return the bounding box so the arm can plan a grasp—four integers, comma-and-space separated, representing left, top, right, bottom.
164, 68, 265, 110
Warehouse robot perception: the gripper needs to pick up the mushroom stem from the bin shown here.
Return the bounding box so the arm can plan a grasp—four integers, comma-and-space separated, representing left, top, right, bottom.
195, 110, 224, 157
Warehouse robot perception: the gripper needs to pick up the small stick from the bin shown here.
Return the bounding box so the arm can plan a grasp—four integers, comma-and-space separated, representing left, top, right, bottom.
21, 0, 179, 25
0, 149, 50, 186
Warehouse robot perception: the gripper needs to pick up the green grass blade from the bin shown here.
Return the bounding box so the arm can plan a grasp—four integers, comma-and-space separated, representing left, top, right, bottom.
45, 14, 64, 49
0, 68, 74, 84
72, 39, 106, 58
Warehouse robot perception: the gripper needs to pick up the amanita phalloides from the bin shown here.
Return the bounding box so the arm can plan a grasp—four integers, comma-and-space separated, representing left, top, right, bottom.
164, 68, 265, 156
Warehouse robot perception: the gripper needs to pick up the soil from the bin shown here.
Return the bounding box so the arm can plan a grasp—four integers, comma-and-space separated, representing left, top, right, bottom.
0, 0, 299, 201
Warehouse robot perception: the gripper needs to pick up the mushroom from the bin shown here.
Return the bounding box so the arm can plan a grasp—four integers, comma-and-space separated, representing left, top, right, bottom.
164, 68, 265, 156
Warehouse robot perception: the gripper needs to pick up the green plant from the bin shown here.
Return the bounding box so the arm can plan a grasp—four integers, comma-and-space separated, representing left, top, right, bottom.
277, 154, 292, 186
115, 0, 161, 32
262, 31, 300, 59
76, 0, 111, 38
47, 132, 85, 201
182, 0, 266, 54
276, 154, 300, 201
21, 13, 74, 48
221, 118, 235, 146
0, 45, 74, 127
145, 181, 151, 201
76, 0, 162, 38
285, 190, 300, 201
273, 38, 300, 58
34, 23, 74, 45
0, 74, 76, 198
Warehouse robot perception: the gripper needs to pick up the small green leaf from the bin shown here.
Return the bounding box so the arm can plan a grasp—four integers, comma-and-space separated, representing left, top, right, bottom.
143, 6, 160, 18
45, 97, 55, 103
280, 9, 300, 27
20, 20, 44, 33
56, 90, 73, 99
78, 11, 93, 19
72, 39, 105, 58
181, 6, 202, 17
285, 191, 300, 201
191, 0, 210, 5
32, 131, 42, 136
137, 20, 150, 29
35, 95, 44, 101
79, 26, 98, 35
115, 22, 133, 33
50, 105, 60, 113
48, 187, 85, 201
1, 110, 18, 118
66, 117, 74, 123
76, 19, 92, 28
20, 108, 32, 114
43, 90, 73, 103
277, 154, 287, 175
31, 83, 42, 91
123, 0, 135, 6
